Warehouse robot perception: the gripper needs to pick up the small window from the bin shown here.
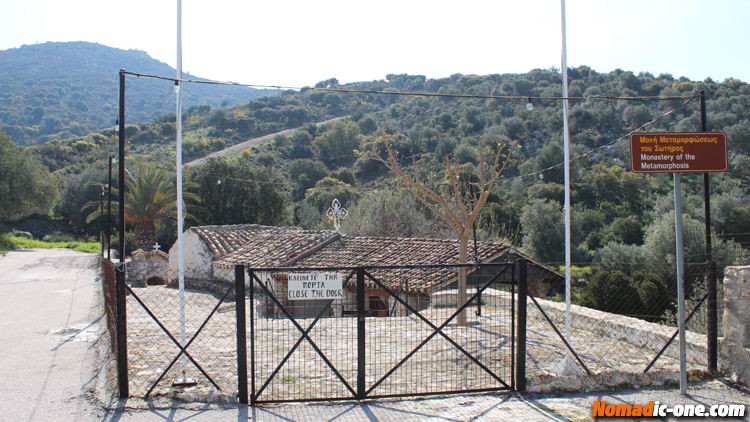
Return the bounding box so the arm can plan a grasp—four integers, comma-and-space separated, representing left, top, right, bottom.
369, 296, 388, 311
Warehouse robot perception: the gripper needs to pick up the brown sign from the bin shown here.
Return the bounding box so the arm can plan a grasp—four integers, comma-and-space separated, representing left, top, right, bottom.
629, 132, 728, 173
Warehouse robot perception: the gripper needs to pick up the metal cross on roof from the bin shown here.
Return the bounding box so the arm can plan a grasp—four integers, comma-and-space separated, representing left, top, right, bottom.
153, 242, 161, 252
326, 199, 348, 234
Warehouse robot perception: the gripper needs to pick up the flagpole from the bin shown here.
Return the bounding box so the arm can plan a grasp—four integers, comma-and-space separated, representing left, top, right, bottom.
558, 0, 578, 375
175, 0, 189, 383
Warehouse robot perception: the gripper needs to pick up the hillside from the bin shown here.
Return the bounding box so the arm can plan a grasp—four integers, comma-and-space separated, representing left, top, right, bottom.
28, 69, 750, 261
0, 41, 277, 145
35, 69, 750, 182
8, 66, 750, 328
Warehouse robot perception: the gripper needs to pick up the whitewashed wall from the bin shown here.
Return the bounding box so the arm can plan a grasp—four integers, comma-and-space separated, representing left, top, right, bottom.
167, 229, 214, 282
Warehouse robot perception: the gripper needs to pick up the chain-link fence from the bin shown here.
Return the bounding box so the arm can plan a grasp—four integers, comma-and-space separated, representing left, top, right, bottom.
526, 226, 750, 386
103, 231, 749, 400
124, 277, 237, 399
246, 263, 518, 403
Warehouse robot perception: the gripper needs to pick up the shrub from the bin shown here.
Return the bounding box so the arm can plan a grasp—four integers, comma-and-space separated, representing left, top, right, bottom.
580, 270, 640, 314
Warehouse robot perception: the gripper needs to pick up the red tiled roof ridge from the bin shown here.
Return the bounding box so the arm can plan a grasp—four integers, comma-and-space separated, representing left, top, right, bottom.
347, 235, 506, 246
212, 229, 340, 268
192, 224, 298, 232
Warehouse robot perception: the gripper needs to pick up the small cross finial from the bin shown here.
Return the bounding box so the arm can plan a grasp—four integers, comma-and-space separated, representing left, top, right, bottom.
153, 242, 161, 252
326, 199, 348, 233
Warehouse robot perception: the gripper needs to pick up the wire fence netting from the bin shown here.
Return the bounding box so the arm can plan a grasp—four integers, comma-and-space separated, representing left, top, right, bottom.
248, 264, 516, 402
526, 226, 750, 383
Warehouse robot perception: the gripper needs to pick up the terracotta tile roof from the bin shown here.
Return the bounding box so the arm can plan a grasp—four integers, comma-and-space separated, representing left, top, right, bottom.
191, 224, 292, 258
292, 236, 511, 292
294, 236, 507, 267
190, 224, 561, 294
214, 228, 339, 268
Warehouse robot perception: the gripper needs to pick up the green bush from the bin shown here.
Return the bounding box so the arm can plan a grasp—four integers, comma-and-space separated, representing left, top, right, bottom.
42, 232, 77, 242
0, 233, 16, 253
3, 235, 99, 254
557, 265, 593, 281
579, 269, 670, 322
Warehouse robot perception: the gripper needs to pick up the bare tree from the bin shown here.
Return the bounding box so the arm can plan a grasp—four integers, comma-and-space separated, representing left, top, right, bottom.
371, 136, 510, 325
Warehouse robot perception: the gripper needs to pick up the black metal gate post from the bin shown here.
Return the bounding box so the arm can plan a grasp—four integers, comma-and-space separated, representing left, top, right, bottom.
115, 265, 128, 398
115, 68, 129, 399
515, 259, 527, 392
249, 269, 256, 405
708, 258, 718, 373
235, 266, 248, 404
356, 267, 366, 399
99, 188, 104, 256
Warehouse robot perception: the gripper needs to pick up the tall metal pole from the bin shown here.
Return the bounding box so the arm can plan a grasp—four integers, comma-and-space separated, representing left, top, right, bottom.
107, 155, 113, 261
118, 71, 126, 271
116, 69, 129, 398
175, 0, 188, 377
559, 0, 574, 368
674, 173, 687, 395
701, 90, 717, 374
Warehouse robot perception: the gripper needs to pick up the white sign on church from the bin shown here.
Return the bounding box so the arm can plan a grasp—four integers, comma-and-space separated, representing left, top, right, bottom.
287, 272, 343, 301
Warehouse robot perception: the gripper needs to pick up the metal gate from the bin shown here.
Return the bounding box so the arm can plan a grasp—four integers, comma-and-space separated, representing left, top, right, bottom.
235, 261, 528, 404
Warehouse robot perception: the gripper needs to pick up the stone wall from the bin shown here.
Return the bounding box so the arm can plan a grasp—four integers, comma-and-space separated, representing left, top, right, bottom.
127, 249, 168, 287
720, 266, 750, 385
166, 277, 235, 299
433, 287, 708, 364
532, 295, 708, 364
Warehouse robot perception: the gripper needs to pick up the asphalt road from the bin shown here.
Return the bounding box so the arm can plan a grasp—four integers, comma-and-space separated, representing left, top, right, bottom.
0, 249, 103, 421
183, 116, 347, 169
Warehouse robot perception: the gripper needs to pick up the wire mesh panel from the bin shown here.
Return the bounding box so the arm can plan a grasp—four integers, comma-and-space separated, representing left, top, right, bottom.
126, 278, 236, 399
249, 269, 358, 402
363, 264, 515, 398
247, 263, 517, 403
524, 260, 716, 383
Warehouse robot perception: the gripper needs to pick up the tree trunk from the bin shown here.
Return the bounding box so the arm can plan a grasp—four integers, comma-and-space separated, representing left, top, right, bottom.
457, 232, 469, 326
134, 222, 157, 252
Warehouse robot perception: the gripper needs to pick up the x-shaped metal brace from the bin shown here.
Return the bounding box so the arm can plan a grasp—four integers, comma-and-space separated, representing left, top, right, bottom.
251, 271, 357, 400
124, 282, 232, 398
364, 267, 512, 396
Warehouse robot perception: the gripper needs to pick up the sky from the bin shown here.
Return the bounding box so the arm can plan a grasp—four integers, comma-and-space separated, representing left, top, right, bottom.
1, 0, 748, 87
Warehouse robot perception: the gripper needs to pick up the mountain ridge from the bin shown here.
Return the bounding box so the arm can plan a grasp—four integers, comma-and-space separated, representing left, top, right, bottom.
0, 41, 277, 145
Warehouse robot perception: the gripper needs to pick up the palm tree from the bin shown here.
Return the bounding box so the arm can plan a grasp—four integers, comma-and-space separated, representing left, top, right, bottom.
84, 163, 200, 252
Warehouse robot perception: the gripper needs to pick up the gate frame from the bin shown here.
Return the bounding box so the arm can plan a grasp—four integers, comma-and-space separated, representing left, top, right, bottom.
236, 260, 528, 405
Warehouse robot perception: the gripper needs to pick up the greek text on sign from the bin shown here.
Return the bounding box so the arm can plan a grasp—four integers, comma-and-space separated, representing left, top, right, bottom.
629, 132, 728, 173
287, 272, 343, 301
